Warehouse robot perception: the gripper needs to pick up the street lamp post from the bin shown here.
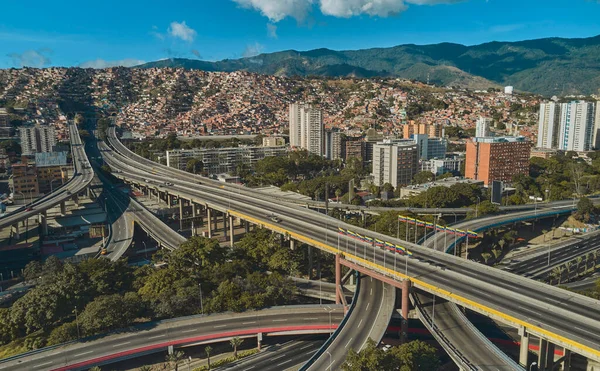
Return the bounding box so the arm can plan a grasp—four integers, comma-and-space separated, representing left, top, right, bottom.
529, 362, 538, 371
199, 283, 204, 315
74, 306, 80, 339
476, 196, 481, 218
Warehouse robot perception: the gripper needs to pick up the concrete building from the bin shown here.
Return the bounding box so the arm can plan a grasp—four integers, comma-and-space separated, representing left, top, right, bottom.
371, 140, 419, 189
35, 152, 68, 194
537, 102, 561, 149
504, 86, 514, 95
400, 177, 484, 198
325, 131, 344, 160
421, 156, 464, 176
289, 103, 304, 148
301, 107, 324, 156
12, 162, 39, 200
403, 122, 443, 139
0, 108, 13, 138
592, 101, 600, 149
558, 101, 595, 152
476, 117, 492, 138
530, 148, 558, 160
465, 136, 531, 186
345, 137, 365, 163
19, 125, 57, 155
262, 136, 285, 147
413, 134, 448, 161
364, 128, 384, 164
165, 145, 287, 175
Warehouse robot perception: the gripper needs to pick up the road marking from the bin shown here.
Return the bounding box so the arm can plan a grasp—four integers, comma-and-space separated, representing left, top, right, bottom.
272, 319, 288, 322
149, 334, 166, 339
112, 341, 130, 347
304, 317, 319, 320
345, 338, 353, 349
277, 359, 293, 366
182, 329, 197, 333
357, 319, 363, 328
34, 361, 53, 368
365, 302, 370, 310
271, 353, 287, 361
370, 288, 373, 295
300, 344, 314, 350
325, 359, 337, 370
242, 321, 257, 325
305, 351, 316, 356
74, 350, 94, 357
242, 367, 255, 371
214, 324, 228, 328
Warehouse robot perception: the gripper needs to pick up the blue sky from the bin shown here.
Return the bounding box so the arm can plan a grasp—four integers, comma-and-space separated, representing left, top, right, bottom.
2, 0, 600, 69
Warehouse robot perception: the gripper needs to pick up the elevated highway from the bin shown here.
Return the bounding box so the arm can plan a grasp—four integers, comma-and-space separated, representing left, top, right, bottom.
105, 128, 600, 365
0, 306, 344, 371
0, 122, 94, 233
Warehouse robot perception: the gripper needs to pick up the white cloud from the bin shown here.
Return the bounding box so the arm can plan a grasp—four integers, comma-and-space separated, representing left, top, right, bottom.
232, 0, 463, 21
168, 21, 197, 42
7, 49, 52, 68
233, 0, 314, 22
243, 42, 265, 57
267, 23, 278, 38
79, 58, 145, 69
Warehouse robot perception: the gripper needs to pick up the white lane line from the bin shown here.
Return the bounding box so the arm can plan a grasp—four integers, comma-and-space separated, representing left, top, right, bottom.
271, 353, 287, 361
112, 341, 130, 347
345, 338, 353, 349
305, 351, 316, 356
214, 324, 228, 328
149, 334, 166, 339
242, 321, 257, 325
365, 302, 370, 310
325, 359, 337, 370
304, 317, 319, 320
357, 319, 363, 329
277, 359, 293, 366
74, 350, 94, 357
182, 329, 197, 333
272, 319, 288, 322
34, 361, 53, 368
370, 288, 373, 295
242, 367, 255, 371
300, 343, 314, 350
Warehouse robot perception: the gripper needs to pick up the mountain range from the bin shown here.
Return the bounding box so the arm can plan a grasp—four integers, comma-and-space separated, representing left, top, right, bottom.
138, 35, 600, 97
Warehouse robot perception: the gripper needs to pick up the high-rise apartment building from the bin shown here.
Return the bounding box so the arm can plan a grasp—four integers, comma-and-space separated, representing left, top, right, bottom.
345, 137, 365, 163
372, 140, 419, 189
325, 131, 344, 160
476, 117, 492, 138
288, 103, 324, 156
465, 137, 531, 186
402, 123, 444, 139
0, 108, 13, 138
19, 125, 57, 155
262, 136, 286, 147
413, 134, 448, 160
289, 103, 304, 148
558, 101, 595, 152
592, 101, 600, 149
537, 102, 561, 149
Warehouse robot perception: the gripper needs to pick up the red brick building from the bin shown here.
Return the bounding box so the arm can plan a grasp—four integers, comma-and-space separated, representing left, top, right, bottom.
465, 137, 531, 185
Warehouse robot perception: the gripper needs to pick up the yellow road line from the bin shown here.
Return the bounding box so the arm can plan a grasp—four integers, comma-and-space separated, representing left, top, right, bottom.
228, 210, 600, 359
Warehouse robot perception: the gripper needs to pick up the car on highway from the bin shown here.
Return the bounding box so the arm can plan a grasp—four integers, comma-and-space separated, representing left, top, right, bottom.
165, 182, 174, 186
25, 207, 32, 211
268, 214, 281, 223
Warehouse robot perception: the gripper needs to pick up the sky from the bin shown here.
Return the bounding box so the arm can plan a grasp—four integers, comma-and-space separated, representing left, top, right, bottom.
1, 0, 600, 69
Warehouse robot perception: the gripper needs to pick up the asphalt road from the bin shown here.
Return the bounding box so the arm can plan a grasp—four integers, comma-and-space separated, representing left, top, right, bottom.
105, 128, 600, 363
0, 306, 344, 371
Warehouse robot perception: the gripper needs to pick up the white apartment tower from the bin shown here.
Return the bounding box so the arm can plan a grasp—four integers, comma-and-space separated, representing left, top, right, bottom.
289, 103, 304, 148
537, 102, 561, 149
593, 101, 600, 149
19, 125, 57, 155
476, 117, 492, 138
289, 103, 324, 156
372, 140, 419, 189
558, 101, 595, 152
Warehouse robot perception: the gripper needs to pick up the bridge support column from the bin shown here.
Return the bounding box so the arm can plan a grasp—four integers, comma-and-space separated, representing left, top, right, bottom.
290, 239, 296, 251
72, 194, 79, 207
86, 186, 91, 198
335, 254, 341, 305
401, 280, 411, 344
518, 327, 529, 367
308, 246, 314, 279
207, 208, 212, 238
13, 224, 20, 240
545, 342, 555, 370
229, 216, 234, 247
538, 339, 548, 370
39, 211, 48, 236
245, 220, 250, 233
179, 200, 184, 231
223, 213, 228, 239
60, 201, 66, 215
257, 332, 263, 351
192, 202, 197, 217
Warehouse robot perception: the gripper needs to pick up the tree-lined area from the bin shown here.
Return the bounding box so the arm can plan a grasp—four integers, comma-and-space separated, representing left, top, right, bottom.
0, 230, 317, 354
342, 338, 440, 371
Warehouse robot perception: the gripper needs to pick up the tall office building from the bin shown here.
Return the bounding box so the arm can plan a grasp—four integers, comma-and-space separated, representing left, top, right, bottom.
476, 117, 492, 138
466, 137, 531, 185
592, 101, 600, 149
372, 140, 419, 189
325, 131, 344, 160
19, 125, 57, 155
537, 102, 561, 149
289, 103, 304, 148
558, 101, 595, 152
413, 134, 448, 160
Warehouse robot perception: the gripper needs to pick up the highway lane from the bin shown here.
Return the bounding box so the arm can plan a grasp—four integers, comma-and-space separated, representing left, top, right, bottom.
219, 338, 326, 371
105, 128, 600, 362
0, 306, 344, 371
0, 122, 94, 230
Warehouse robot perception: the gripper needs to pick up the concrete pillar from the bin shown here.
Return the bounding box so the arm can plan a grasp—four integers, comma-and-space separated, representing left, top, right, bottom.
39, 211, 48, 236
179, 200, 184, 231
207, 208, 212, 238
223, 213, 228, 239
192, 202, 197, 217
245, 220, 250, 233
257, 333, 263, 351
519, 327, 529, 367
563, 349, 572, 371
13, 224, 20, 240
538, 339, 548, 370
545, 342, 555, 370
60, 201, 66, 215
229, 216, 234, 247
335, 254, 341, 305
401, 279, 411, 344
308, 246, 314, 279
72, 194, 79, 206
290, 239, 296, 251
86, 187, 91, 198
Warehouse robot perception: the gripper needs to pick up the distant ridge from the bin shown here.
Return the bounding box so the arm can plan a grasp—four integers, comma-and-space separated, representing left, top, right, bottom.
137, 35, 600, 96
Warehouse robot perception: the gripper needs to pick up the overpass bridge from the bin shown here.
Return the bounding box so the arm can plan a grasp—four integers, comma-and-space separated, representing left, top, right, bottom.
105, 127, 600, 368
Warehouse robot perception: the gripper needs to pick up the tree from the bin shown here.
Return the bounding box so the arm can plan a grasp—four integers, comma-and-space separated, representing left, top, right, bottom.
577, 196, 594, 218
230, 337, 244, 358
166, 350, 185, 371
389, 339, 440, 371
186, 158, 203, 174
78, 294, 140, 335
100, 164, 112, 174
23, 261, 42, 282
341, 339, 439, 371
412, 171, 434, 185
47, 321, 79, 345
205, 345, 213, 370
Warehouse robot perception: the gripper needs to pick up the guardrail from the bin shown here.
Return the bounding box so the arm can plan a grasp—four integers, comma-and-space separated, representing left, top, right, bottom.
299, 271, 361, 371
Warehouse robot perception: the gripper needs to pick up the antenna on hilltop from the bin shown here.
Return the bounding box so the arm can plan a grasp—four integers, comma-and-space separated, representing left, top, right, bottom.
427, 73, 430, 85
